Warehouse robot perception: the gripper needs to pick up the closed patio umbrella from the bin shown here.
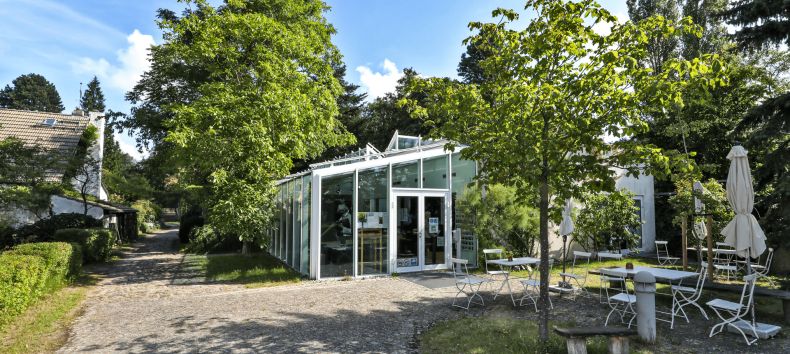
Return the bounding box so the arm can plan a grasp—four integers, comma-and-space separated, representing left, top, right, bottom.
559, 199, 574, 288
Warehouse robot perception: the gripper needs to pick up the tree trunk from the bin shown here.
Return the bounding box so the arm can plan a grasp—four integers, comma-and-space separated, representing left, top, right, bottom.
538, 177, 550, 342
242, 241, 251, 256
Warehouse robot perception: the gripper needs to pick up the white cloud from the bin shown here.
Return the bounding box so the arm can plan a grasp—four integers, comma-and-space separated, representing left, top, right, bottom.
115, 132, 147, 161
70, 30, 154, 92
356, 59, 404, 99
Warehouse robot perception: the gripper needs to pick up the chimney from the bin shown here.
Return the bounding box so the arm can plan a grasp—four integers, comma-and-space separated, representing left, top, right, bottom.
73, 109, 84, 117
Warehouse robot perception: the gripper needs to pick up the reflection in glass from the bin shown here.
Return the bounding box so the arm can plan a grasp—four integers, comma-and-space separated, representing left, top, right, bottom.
301, 177, 310, 274
398, 137, 418, 150
286, 181, 293, 266
320, 173, 354, 278
294, 179, 302, 270
423, 155, 448, 189
357, 167, 389, 275
392, 161, 420, 188
396, 196, 419, 268
451, 153, 477, 267
424, 196, 446, 265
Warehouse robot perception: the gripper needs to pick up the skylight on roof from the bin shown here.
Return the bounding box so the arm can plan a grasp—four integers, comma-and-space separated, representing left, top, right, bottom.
43, 119, 57, 125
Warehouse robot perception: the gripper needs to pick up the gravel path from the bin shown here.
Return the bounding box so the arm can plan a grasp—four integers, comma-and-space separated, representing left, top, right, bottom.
57, 228, 788, 353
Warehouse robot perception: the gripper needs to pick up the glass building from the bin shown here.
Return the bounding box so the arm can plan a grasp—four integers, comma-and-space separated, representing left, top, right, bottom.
269, 132, 478, 280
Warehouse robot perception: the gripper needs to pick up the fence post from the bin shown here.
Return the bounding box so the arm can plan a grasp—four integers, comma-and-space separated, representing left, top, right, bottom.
634, 271, 657, 344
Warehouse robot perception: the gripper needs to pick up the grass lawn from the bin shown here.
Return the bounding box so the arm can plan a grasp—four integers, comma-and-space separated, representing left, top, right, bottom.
0, 273, 98, 354
183, 253, 304, 288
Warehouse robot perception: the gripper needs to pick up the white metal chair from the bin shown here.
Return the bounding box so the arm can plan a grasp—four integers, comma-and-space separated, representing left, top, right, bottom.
483, 249, 509, 292
670, 262, 709, 328
752, 247, 775, 287
519, 259, 553, 312
655, 241, 680, 269
713, 249, 738, 281
451, 258, 487, 310
597, 251, 623, 266
707, 273, 759, 345
558, 251, 591, 300
602, 269, 637, 328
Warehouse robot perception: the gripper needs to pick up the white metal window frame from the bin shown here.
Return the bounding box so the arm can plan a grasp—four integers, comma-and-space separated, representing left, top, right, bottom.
309, 145, 463, 280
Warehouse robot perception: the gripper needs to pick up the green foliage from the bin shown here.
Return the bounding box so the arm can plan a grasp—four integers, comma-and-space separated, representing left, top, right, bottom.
131, 200, 161, 233
0, 73, 65, 112
456, 184, 540, 260
160, 0, 354, 248
0, 254, 47, 329
78, 76, 106, 113
716, 0, 790, 51
572, 190, 644, 253
53, 228, 114, 263
0, 223, 14, 249
13, 213, 102, 244
6, 242, 83, 281
668, 179, 734, 243
184, 225, 243, 254
179, 215, 204, 243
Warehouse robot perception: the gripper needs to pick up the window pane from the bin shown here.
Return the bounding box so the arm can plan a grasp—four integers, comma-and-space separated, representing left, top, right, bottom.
392, 161, 419, 188
320, 173, 354, 278
423, 155, 448, 189
294, 179, 302, 271
287, 181, 294, 266
301, 177, 311, 275
280, 186, 286, 259
357, 166, 389, 275
632, 199, 643, 248
398, 137, 418, 150
451, 153, 477, 267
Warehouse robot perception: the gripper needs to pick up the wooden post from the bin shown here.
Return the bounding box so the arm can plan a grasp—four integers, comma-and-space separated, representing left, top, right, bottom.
566, 338, 587, 354
706, 214, 714, 282
681, 217, 688, 271
607, 336, 629, 354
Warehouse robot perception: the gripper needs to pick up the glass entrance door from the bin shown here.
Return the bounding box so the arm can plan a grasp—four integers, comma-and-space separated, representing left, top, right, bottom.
393, 192, 449, 272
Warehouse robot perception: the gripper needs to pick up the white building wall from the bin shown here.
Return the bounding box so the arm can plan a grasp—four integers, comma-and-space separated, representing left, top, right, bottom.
70, 111, 105, 201
51, 195, 104, 219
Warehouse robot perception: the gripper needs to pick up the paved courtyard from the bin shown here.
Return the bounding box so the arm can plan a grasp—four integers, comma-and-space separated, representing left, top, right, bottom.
57, 228, 789, 353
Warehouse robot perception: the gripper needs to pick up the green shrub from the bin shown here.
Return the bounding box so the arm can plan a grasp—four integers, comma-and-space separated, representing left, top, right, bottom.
179, 215, 204, 244
13, 213, 102, 243
6, 242, 82, 281
0, 223, 14, 249
184, 225, 243, 254
150, 203, 163, 221
0, 254, 48, 329
53, 228, 114, 263
131, 200, 162, 233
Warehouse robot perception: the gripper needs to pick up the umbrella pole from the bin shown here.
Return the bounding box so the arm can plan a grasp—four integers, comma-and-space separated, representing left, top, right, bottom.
747, 249, 756, 326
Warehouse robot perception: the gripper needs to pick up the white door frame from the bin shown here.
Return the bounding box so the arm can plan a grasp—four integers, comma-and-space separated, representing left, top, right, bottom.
391, 190, 451, 273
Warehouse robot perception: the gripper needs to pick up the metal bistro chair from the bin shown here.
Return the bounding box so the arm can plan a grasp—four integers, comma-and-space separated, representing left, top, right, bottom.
451, 258, 487, 310
713, 249, 738, 281
602, 269, 637, 328
598, 253, 626, 304
558, 251, 592, 300
752, 247, 775, 287
707, 273, 759, 345
670, 262, 709, 328
655, 241, 680, 269
519, 259, 554, 312
483, 249, 510, 292
597, 251, 623, 266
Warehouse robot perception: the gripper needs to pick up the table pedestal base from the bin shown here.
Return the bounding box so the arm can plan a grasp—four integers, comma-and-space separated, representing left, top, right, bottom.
728, 321, 781, 339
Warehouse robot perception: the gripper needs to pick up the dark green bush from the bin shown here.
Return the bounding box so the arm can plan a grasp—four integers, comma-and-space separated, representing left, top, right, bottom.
53, 228, 114, 263
14, 213, 102, 243
179, 215, 204, 244
0, 254, 48, 329
5, 242, 82, 280
0, 223, 14, 249
184, 225, 243, 254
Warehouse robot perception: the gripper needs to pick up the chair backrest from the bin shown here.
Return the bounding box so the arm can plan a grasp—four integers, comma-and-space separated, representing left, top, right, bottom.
598, 252, 623, 265
535, 259, 554, 279
739, 273, 758, 313
571, 251, 591, 276
763, 248, 774, 272
483, 249, 502, 273
452, 258, 469, 282
690, 262, 708, 299
716, 242, 731, 249
599, 269, 629, 296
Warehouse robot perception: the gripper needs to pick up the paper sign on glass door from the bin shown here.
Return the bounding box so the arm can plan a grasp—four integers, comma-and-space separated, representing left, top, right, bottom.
429, 217, 439, 234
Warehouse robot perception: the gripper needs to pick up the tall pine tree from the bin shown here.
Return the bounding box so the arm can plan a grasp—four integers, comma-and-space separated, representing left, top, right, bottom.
77, 76, 131, 176
0, 74, 65, 112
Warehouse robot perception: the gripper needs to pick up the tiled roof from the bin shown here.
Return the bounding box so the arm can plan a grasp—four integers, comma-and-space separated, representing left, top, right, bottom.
55, 194, 139, 214
0, 108, 91, 182
0, 108, 90, 151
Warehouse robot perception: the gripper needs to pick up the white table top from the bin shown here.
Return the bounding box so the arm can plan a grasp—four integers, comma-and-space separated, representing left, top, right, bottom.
487, 257, 540, 266
608, 266, 699, 281
714, 249, 737, 255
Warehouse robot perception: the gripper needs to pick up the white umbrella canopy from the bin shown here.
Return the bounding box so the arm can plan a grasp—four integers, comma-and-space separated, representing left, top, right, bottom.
721, 146, 766, 259
558, 198, 575, 236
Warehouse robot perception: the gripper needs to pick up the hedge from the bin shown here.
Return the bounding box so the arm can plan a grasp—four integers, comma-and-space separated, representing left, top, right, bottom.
179, 215, 204, 244
6, 242, 83, 281
13, 213, 102, 243
53, 228, 114, 263
0, 254, 48, 329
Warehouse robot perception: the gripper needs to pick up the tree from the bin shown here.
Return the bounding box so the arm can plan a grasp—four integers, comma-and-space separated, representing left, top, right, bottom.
401, 0, 725, 341
716, 0, 790, 51
457, 37, 495, 85
627, 0, 681, 73
0, 74, 65, 112
78, 76, 106, 113
572, 190, 643, 253
161, 0, 353, 254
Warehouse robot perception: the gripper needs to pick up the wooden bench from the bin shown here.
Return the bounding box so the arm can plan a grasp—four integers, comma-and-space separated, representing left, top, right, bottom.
591, 268, 790, 323
554, 326, 637, 354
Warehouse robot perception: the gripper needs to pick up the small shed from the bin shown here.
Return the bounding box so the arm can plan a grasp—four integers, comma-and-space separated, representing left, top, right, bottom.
53, 195, 139, 242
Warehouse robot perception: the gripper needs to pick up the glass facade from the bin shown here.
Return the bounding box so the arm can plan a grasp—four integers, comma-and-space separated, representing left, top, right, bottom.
320, 173, 355, 278
286, 181, 293, 266
392, 160, 420, 188
301, 177, 310, 274
451, 153, 477, 267
357, 166, 389, 275
423, 155, 448, 189
294, 179, 302, 269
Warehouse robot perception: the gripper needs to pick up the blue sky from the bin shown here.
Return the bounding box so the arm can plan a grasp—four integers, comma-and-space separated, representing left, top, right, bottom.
0, 0, 629, 159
